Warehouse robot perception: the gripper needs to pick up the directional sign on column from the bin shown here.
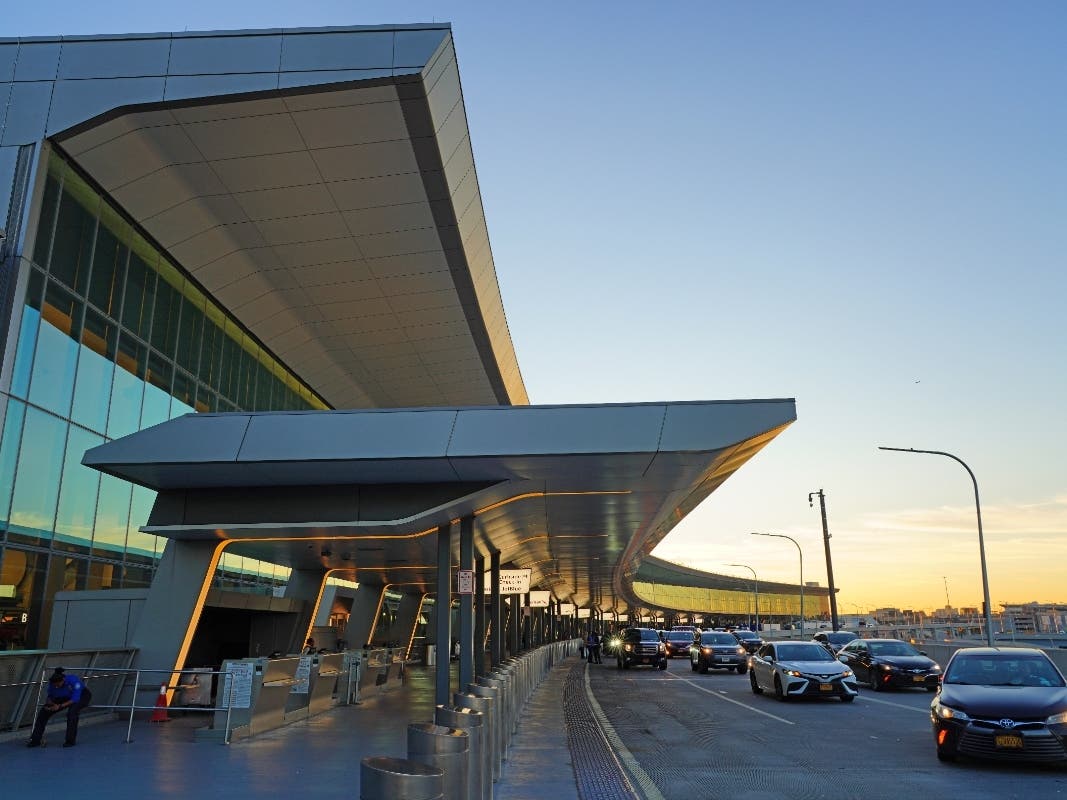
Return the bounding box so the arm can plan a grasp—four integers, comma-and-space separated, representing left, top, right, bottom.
457, 569, 474, 595
559, 603, 576, 616
527, 590, 551, 608
482, 568, 532, 595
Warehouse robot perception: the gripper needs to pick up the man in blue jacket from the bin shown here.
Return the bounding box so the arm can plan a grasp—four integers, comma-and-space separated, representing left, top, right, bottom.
27, 668, 92, 748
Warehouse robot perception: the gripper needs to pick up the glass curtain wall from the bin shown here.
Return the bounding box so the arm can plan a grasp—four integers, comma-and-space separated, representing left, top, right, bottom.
0, 149, 328, 648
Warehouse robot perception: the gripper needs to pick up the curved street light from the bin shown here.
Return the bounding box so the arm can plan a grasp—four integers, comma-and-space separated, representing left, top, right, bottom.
728, 563, 759, 630
878, 446, 993, 646
751, 532, 804, 635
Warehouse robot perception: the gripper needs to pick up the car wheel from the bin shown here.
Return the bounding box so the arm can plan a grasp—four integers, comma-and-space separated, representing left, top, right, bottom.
840, 694, 855, 703
868, 671, 881, 692
750, 671, 763, 694
774, 675, 788, 701
616, 658, 622, 670
623, 659, 631, 670
698, 658, 708, 675
658, 660, 668, 670
736, 663, 748, 675
926, 685, 938, 692
690, 657, 698, 672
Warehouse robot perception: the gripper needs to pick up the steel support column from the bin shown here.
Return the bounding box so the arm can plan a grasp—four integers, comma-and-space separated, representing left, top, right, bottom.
490, 552, 502, 666
434, 523, 452, 707
459, 515, 474, 690
474, 555, 486, 677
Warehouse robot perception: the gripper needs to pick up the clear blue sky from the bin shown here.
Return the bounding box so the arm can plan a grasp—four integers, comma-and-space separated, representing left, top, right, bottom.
6, 1, 1065, 611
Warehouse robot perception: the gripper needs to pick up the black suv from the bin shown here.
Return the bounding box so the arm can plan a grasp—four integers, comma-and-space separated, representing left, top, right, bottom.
616, 628, 668, 670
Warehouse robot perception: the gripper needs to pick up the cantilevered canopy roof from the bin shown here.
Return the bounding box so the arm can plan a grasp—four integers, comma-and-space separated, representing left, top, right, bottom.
43, 25, 526, 408
84, 400, 796, 611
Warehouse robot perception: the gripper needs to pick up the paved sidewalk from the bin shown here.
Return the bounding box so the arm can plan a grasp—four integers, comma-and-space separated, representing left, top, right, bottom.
4, 658, 585, 799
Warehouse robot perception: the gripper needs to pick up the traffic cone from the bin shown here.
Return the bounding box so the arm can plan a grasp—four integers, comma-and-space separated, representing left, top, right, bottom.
150, 683, 170, 722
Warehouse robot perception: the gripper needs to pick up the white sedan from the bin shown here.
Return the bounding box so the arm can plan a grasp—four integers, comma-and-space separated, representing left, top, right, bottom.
749, 641, 859, 703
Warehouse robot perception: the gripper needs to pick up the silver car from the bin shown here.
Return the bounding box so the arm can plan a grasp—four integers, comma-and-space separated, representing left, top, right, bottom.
749, 641, 858, 703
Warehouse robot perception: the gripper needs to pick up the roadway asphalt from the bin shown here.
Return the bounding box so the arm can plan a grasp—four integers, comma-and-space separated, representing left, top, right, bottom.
586, 655, 1067, 799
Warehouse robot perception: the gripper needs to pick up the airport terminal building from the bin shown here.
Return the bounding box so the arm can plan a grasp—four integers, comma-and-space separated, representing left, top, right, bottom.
0, 24, 804, 656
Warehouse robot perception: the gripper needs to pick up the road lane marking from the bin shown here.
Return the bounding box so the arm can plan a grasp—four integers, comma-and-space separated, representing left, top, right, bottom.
584, 667, 668, 800
856, 694, 932, 713
662, 673, 796, 724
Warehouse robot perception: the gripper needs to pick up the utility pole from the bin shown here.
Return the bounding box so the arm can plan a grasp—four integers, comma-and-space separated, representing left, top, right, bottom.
943, 576, 951, 610
809, 489, 839, 631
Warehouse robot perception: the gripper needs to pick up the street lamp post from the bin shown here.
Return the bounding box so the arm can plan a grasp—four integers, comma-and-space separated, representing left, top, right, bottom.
728, 564, 759, 630
878, 446, 993, 646
751, 532, 804, 636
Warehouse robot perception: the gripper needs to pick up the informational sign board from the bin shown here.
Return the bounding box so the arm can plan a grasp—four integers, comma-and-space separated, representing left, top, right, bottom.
291, 656, 313, 694
482, 568, 532, 595
577, 608, 591, 619
457, 569, 474, 595
527, 591, 551, 608
222, 662, 254, 709
559, 603, 575, 616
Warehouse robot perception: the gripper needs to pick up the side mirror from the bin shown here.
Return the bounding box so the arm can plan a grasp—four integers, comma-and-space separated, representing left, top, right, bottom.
919, 651, 928, 656
838, 655, 848, 663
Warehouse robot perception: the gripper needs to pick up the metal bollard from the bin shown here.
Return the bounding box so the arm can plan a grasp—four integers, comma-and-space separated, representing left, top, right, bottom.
454, 691, 498, 782
407, 723, 469, 800
477, 675, 510, 759
467, 682, 501, 770
361, 756, 444, 800
436, 704, 488, 800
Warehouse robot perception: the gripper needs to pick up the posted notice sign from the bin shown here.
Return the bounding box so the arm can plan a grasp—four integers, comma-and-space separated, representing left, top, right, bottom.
527, 590, 551, 608
457, 569, 474, 595
559, 603, 576, 616
483, 568, 532, 596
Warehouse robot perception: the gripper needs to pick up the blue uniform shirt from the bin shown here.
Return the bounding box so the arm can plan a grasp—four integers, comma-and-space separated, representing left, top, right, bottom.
46, 674, 85, 704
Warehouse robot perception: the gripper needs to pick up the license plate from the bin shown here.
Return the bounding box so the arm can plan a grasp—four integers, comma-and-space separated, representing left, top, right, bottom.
642, 657, 649, 663
819, 683, 833, 692
717, 657, 729, 662
912, 675, 926, 683
995, 734, 1023, 749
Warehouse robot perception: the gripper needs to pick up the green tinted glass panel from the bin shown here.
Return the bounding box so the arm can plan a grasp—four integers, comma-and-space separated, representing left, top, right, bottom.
27, 281, 82, 418
125, 484, 157, 560
93, 473, 131, 559
0, 399, 27, 528
8, 407, 66, 546
87, 205, 128, 318
48, 174, 97, 296
54, 426, 103, 547
108, 335, 146, 440
10, 270, 44, 399
149, 274, 179, 358
32, 162, 61, 268
71, 308, 117, 434
121, 251, 156, 339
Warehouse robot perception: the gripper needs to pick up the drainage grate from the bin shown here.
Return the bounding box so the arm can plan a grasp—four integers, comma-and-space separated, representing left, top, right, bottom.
563, 663, 640, 800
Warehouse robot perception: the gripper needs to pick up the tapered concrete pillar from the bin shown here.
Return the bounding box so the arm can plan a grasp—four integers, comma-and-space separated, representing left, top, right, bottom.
389, 592, 426, 657
130, 539, 224, 675
283, 568, 329, 654
347, 584, 387, 649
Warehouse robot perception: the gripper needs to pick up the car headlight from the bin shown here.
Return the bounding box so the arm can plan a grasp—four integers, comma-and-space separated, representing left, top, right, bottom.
736, 647, 746, 655
842, 669, 854, 678
933, 702, 970, 722
658, 644, 666, 653
702, 647, 712, 654
880, 663, 896, 672
784, 669, 803, 677
610, 638, 621, 649
1047, 710, 1067, 725
931, 664, 942, 671
624, 644, 632, 652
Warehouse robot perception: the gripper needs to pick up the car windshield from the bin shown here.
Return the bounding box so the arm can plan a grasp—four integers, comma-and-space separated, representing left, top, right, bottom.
734, 631, 759, 640
666, 632, 693, 641
701, 633, 738, 645
868, 641, 919, 657
827, 633, 854, 644
776, 643, 836, 662
625, 629, 661, 642
944, 655, 1065, 687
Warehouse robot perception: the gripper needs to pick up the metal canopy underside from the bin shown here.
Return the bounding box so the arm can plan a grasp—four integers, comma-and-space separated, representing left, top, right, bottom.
83, 400, 796, 611
52, 28, 526, 409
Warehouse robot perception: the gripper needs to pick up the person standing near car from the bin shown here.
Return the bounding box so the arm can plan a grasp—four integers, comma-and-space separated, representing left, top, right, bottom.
27, 668, 92, 748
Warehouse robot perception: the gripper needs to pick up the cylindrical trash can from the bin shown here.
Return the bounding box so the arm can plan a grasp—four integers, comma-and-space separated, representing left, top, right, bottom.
407, 723, 468, 800
361, 756, 443, 800
436, 705, 488, 800
455, 691, 497, 782
425, 644, 437, 666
